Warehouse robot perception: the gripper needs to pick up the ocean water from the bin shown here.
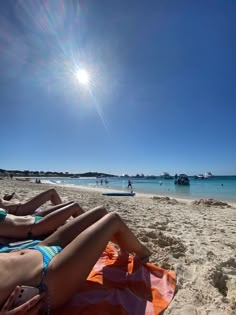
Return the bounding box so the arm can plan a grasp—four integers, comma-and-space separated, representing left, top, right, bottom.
40, 176, 236, 202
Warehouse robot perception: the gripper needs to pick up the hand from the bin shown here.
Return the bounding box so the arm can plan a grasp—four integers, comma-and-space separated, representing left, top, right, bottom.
0, 286, 45, 315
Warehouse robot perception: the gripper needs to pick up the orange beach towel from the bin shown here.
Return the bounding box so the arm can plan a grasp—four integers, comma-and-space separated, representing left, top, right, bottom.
55, 244, 176, 315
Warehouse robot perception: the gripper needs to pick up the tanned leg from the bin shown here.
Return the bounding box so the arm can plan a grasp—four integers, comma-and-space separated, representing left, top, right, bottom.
45, 212, 151, 308
40, 205, 109, 247
0, 198, 20, 214
14, 189, 63, 215
35, 201, 75, 217
31, 202, 85, 237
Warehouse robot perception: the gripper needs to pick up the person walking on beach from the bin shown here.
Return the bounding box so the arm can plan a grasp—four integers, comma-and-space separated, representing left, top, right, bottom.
0, 206, 151, 313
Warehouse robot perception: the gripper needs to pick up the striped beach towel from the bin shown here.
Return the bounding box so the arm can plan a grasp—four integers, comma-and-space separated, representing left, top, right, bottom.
55, 244, 176, 315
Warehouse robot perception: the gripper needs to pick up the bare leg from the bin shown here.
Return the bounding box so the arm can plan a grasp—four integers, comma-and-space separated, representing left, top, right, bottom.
14, 189, 63, 216
40, 205, 109, 248
0, 198, 20, 214
45, 212, 151, 308
0, 205, 105, 241
31, 202, 85, 237
35, 201, 74, 217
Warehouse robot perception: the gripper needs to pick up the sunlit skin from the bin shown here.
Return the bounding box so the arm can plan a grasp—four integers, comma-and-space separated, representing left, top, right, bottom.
75, 69, 89, 85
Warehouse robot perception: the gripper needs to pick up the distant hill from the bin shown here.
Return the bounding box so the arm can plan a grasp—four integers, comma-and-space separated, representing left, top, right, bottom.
0, 169, 117, 178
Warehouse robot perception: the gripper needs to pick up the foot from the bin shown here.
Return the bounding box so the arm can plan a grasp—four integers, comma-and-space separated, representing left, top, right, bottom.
140, 255, 151, 263
136, 244, 152, 261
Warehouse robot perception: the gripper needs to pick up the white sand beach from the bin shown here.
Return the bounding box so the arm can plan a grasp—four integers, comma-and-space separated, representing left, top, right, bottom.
1, 178, 236, 315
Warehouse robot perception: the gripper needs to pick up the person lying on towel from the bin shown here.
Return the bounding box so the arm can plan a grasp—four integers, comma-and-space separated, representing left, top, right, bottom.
0, 208, 152, 314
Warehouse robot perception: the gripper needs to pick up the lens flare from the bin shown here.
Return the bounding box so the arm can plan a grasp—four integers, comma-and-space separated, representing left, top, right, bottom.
75, 69, 89, 85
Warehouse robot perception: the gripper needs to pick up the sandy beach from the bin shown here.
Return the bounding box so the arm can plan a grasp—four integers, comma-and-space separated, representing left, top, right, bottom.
1, 178, 236, 315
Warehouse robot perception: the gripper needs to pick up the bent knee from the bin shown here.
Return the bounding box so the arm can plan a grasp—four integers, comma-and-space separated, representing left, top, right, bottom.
71, 202, 84, 215
107, 211, 121, 221
49, 188, 57, 194
96, 205, 108, 215
72, 202, 81, 208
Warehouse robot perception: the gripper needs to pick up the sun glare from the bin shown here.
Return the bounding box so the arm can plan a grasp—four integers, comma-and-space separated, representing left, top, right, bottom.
75, 69, 89, 85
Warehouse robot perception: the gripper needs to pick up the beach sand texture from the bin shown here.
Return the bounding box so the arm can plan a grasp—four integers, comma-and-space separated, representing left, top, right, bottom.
1, 179, 236, 315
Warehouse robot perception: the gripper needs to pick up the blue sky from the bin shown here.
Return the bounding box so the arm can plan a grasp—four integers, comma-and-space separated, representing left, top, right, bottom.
1, 0, 235, 176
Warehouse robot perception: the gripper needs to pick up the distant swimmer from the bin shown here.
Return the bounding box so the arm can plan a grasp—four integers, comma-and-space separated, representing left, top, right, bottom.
159, 181, 162, 185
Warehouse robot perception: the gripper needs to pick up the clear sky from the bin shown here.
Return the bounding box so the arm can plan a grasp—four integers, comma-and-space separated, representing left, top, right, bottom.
1, 0, 235, 176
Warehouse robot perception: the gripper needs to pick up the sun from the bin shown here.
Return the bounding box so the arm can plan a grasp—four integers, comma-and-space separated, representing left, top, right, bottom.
75, 69, 89, 85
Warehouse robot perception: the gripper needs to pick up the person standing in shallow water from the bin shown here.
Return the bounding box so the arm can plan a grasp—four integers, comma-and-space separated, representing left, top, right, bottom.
127, 180, 132, 190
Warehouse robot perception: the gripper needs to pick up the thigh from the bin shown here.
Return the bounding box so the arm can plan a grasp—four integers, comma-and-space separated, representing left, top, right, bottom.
19, 189, 62, 215
44, 213, 117, 308
36, 201, 74, 216
39, 206, 108, 248
1, 202, 20, 215
32, 203, 83, 236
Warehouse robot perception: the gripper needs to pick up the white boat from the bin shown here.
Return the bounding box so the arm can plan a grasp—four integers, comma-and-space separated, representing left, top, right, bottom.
160, 172, 173, 179
195, 174, 204, 179
204, 172, 213, 179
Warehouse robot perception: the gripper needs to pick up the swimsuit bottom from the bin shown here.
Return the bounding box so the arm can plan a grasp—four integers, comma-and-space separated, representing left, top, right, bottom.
0, 210, 42, 224
28, 245, 62, 276
27, 215, 43, 238
26, 245, 63, 315
0, 209, 7, 222
33, 215, 43, 223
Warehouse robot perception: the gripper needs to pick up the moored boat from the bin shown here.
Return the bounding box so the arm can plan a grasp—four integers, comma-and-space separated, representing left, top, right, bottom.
194, 174, 204, 179
160, 172, 173, 179
204, 172, 213, 179
174, 174, 190, 185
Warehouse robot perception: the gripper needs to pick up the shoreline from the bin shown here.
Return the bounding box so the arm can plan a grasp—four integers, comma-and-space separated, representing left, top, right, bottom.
10, 176, 236, 205
40, 179, 236, 208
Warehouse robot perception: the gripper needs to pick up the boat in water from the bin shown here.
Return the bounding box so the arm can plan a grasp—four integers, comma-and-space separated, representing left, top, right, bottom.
194, 174, 205, 179
160, 172, 173, 179
174, 174, 190, 185
204, 172, 213, 179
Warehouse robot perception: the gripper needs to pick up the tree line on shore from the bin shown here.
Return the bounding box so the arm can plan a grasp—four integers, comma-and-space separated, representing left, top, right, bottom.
0, 169, 116, 178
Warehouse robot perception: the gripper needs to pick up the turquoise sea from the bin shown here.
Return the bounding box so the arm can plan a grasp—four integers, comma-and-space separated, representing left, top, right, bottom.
41, 176, 236, 203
